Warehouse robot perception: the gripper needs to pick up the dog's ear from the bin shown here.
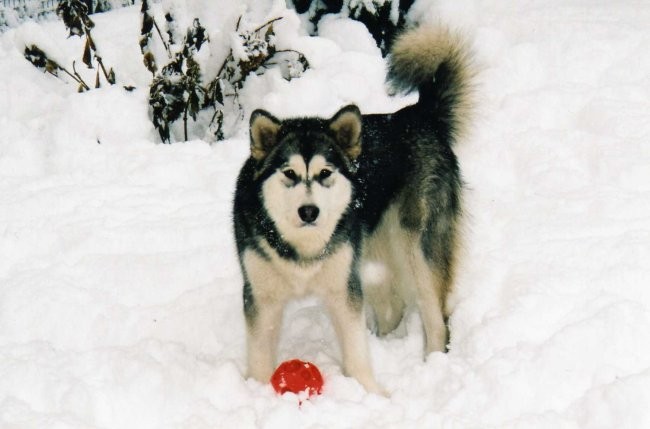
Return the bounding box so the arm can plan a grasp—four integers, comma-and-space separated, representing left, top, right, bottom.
329, 105, 362, 160
250, 109, 281, 161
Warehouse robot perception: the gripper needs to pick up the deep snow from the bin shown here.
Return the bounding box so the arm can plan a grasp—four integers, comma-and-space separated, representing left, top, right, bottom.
1, 0, 650, 428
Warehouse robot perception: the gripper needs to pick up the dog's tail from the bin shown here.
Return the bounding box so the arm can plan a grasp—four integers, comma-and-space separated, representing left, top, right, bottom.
387, 26, 473, 145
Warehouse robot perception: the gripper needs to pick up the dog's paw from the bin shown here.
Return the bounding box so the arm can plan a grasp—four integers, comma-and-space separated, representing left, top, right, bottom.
357, 377, 390, 397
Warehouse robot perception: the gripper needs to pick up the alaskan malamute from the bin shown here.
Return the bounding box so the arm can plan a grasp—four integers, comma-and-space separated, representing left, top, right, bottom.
233, 26, 473, 394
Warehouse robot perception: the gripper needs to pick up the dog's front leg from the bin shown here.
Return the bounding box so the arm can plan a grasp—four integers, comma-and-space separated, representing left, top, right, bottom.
246, 297, 285, 384
325, 297, 385, 394
317, 245, 385, 394
323, 280, 385, 395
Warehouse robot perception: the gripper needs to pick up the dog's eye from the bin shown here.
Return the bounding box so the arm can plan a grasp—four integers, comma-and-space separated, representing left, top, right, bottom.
318, 169, 333, 180
282, 169, 298, 181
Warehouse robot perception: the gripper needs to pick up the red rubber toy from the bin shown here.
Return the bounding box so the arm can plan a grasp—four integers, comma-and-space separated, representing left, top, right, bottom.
270, 359, 324, 397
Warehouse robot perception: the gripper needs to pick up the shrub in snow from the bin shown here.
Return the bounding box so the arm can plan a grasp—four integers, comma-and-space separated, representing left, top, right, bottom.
141, 4, 309, 143
23, 1, 309, 144
146, 12, 208, 143
203, 16, 308, 141
289, 0, 414, 55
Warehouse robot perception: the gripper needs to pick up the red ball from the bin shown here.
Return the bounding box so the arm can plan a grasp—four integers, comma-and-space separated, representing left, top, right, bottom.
270, 359, 324, 397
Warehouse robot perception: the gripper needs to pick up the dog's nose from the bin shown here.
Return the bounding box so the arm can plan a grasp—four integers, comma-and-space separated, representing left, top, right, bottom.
298, 205, 320, 223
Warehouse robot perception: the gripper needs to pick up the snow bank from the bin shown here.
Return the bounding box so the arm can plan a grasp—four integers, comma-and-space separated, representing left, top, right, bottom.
1, 1, 649, 428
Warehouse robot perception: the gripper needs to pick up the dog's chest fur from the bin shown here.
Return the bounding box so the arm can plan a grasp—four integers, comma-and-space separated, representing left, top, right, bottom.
244, 239, 354, 301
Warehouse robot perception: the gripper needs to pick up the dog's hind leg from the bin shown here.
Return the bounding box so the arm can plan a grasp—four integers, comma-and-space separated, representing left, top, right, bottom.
417, 269, 449, 355
363, 278, 406, 337
410, 245, 449, 355
399, 175, 459, 355
361, 206, 408, 336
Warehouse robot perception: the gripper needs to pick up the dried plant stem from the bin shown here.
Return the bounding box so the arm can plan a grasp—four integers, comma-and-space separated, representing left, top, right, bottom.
95, 56, 110, 81
253, 17, 282, 33
71, 61, 91, 90
153, 19, 172, 57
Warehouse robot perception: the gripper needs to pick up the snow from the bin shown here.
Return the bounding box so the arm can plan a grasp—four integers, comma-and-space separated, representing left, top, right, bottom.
1, 0, 650, 428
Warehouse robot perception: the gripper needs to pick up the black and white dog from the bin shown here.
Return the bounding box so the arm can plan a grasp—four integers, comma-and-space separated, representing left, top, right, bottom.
233, 26, 473, 393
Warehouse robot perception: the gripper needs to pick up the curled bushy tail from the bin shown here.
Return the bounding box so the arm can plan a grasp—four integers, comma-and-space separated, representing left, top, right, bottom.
387, 26, 474, 145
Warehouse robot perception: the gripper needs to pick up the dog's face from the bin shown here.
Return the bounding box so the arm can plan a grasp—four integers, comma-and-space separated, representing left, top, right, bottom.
249, 105, 362, 259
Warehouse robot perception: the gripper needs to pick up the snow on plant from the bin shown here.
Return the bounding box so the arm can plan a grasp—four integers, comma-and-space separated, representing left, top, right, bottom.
56, 0, 116, 88
140, 0, 170, 75
23, 0, 116, 91
24, 44, 92, 90
202, 17, 308, 142
147, 15, 208, 143
142, 7, 309, 143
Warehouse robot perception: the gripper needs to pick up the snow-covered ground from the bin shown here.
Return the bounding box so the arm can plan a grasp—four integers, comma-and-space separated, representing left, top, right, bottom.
1, 0, 650, 427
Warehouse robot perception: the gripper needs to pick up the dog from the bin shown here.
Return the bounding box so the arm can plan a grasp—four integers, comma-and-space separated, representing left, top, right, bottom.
233, 26, 472, 394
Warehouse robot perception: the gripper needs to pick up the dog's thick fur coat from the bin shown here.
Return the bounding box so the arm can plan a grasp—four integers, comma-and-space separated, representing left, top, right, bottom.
233, 26, 472, 393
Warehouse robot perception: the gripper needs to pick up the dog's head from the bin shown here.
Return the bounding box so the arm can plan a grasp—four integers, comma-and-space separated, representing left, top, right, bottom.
249, 105, 362, 259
